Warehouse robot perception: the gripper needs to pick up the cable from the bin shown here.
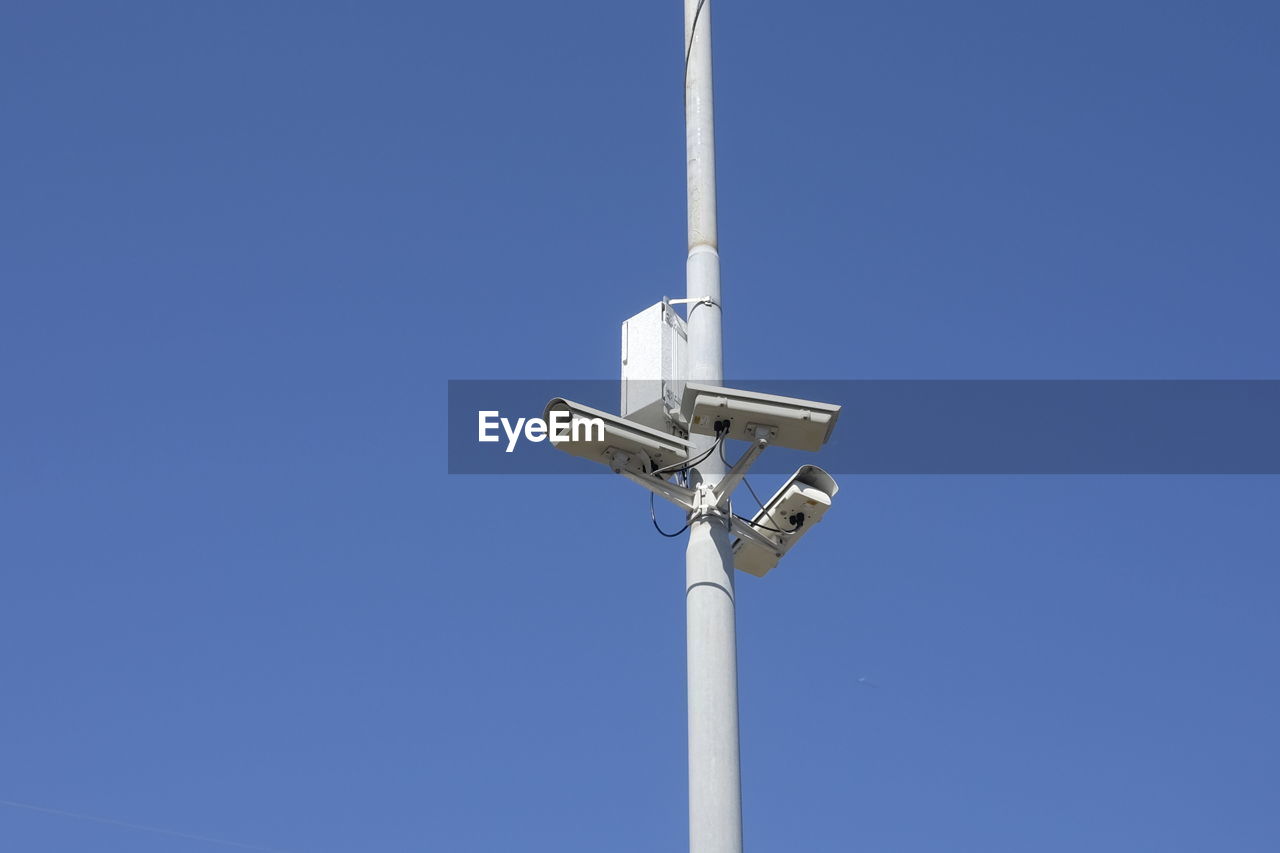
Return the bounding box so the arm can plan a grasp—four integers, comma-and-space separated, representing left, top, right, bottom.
717, 441, 800, 534
651, 491, 691, 538
648, 423, 737, 538
718, 441, 776, 515
741, 477, 772, 514
683, 0, 709, 97
651, 431, 723, 477
732, 512, 798, 535
651, 439, 707, 476
648, 428, 726, 539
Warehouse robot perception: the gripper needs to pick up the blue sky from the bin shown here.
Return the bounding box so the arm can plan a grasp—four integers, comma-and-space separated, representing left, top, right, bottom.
2, 2, 1278, 851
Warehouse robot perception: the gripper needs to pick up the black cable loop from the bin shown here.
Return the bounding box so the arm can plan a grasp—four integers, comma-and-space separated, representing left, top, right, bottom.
651, 491, 691, 538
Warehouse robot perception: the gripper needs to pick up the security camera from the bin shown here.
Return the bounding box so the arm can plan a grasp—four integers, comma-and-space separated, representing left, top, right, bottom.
544, 397, 694, 477
732, 465, 839, 577
681, 383, 841, 452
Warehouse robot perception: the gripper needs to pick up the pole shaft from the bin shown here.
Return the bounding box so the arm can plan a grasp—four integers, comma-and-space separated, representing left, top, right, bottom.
683, 3, 743, 852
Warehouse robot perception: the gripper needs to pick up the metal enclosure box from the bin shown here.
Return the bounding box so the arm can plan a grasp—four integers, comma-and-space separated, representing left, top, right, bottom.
621, 301, 688, 435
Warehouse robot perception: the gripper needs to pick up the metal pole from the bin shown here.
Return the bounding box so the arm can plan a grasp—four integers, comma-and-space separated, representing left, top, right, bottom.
683, 2, 742, 852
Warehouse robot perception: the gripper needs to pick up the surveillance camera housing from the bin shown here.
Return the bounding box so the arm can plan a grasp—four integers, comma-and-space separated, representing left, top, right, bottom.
544, 397, 694, 477
733, 465, 839, 577
681, 382, 841, 452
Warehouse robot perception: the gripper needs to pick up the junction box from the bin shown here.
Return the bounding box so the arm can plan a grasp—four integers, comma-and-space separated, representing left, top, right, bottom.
620, 301, 688, 435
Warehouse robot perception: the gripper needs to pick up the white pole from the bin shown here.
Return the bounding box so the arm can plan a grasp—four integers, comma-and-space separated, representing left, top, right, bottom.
683, 2, 743, 852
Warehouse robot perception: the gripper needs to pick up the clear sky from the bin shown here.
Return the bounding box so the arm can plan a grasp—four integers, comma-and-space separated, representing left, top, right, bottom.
3, 2, 1278, 851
